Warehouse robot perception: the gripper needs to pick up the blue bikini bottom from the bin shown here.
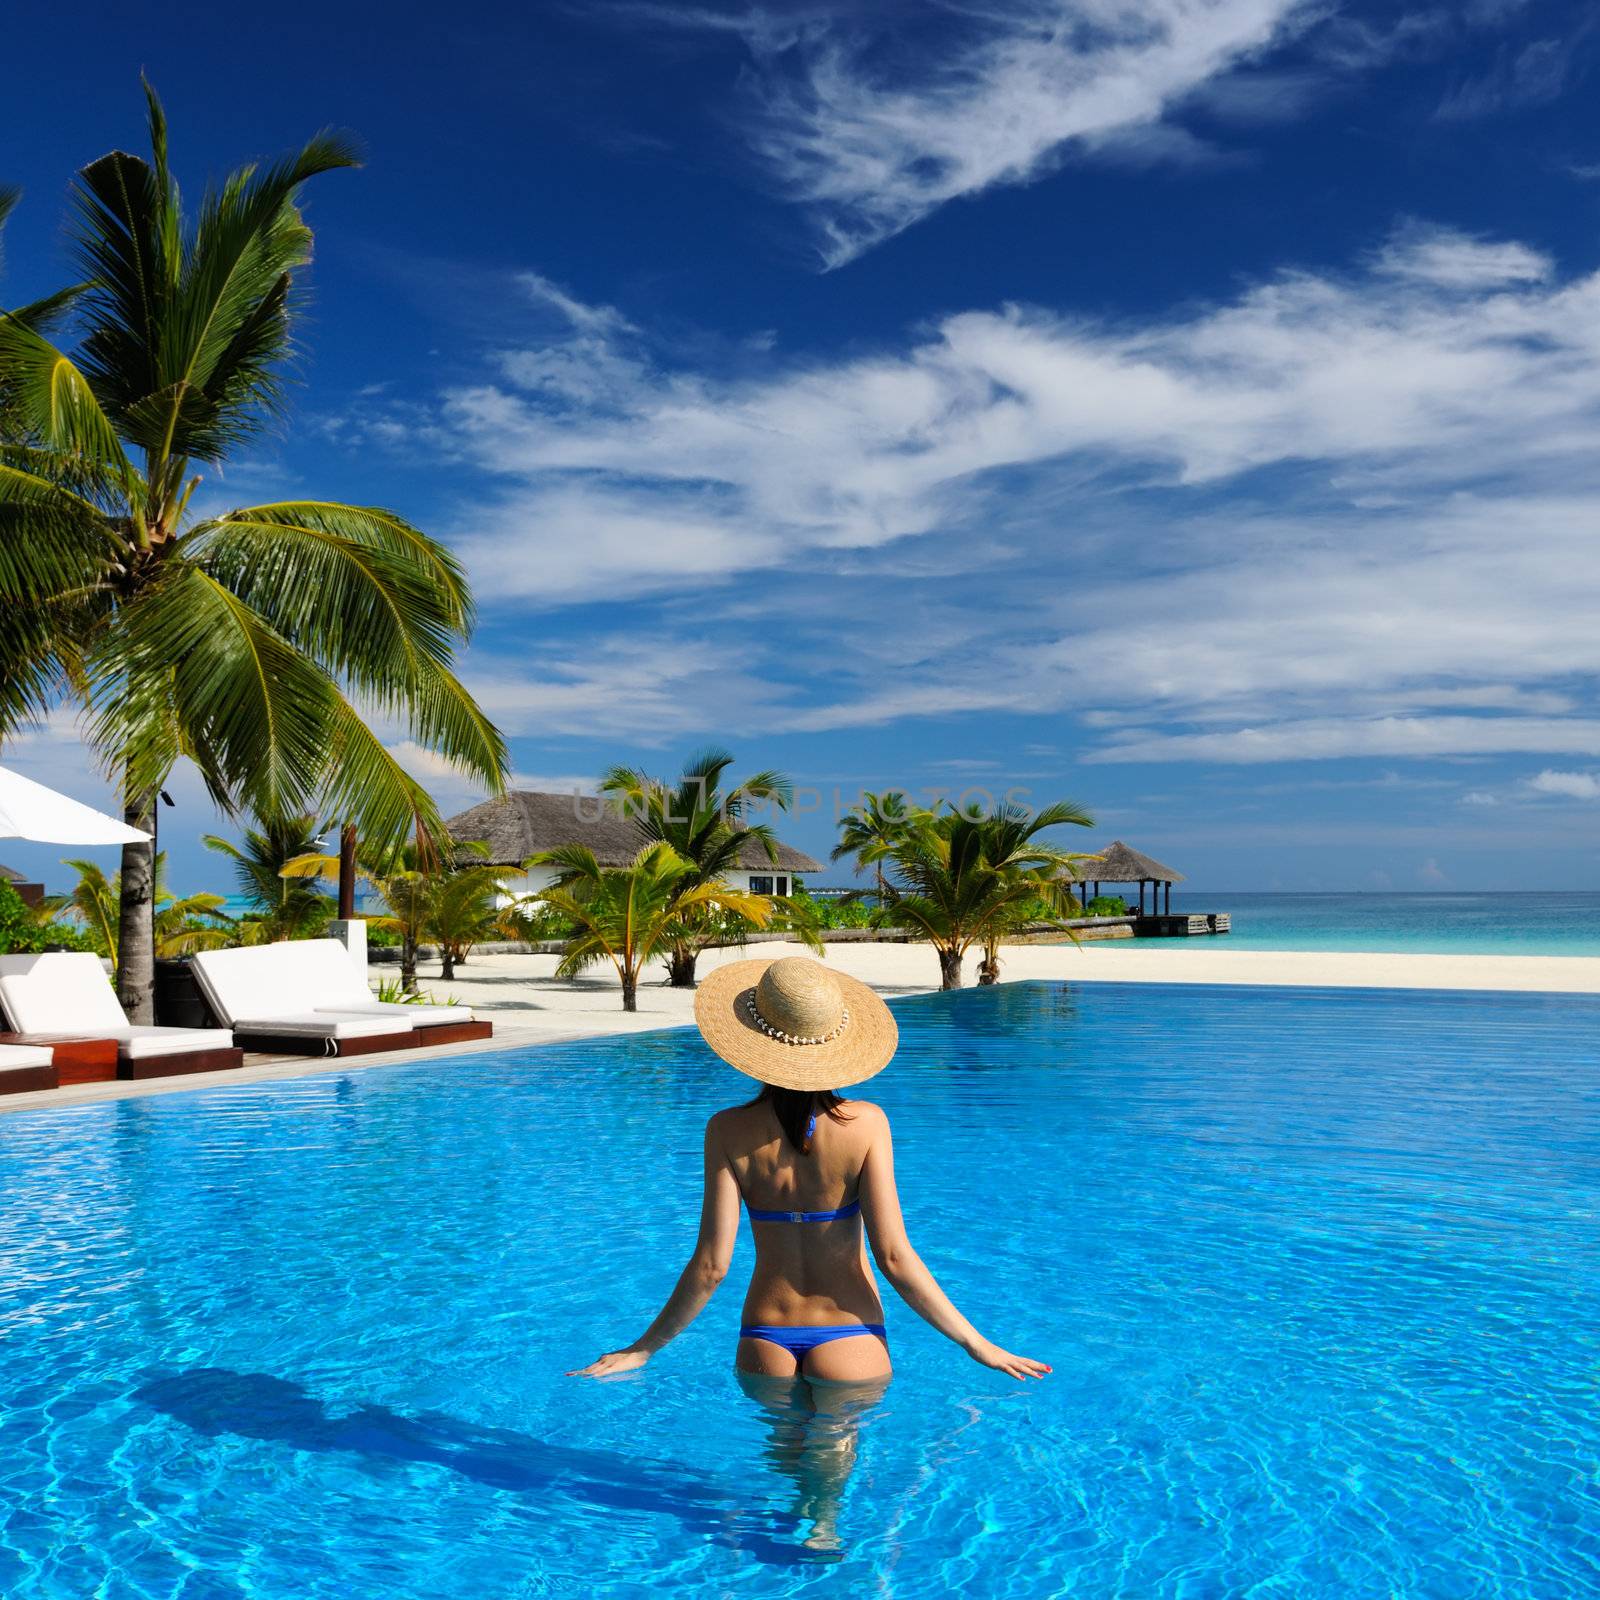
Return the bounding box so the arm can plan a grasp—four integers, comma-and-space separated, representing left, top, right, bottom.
739, 1323, 888, 1358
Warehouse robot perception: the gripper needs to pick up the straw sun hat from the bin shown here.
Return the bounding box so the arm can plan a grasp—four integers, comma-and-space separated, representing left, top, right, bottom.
694, 956, 898, 1091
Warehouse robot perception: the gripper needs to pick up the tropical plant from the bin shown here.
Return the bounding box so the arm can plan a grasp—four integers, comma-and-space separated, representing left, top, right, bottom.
44, 854, 231, 969
283, 838, 514, 989
600, 748, 792, 987
831, 790, 911, 902
203, 815, 331, 942
425, 855, 520, 979
0, 879, 93, 954
0, 87, 506, 1024
533, 842, 773, 1011
871, 801, 1094, 989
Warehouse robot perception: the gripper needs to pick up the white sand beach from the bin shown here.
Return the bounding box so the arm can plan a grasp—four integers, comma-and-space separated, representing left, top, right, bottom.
6, 938, 1596, 1114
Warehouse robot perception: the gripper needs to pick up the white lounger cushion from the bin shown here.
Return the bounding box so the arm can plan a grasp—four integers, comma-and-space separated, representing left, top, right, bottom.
0, 952, 126, 1034
0, 1042, 52, 1069
190, 939, 474, 1028
229, 1012, 413, 1040
325, 1001, 466, 1028
111, 1025, 236, 1059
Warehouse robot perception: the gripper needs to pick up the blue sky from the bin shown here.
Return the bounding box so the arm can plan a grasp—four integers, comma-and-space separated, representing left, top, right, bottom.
3, 0, 1600, 893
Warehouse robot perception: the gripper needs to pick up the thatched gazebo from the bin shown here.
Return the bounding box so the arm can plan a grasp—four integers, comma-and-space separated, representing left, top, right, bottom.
1070, 841, 1185, 917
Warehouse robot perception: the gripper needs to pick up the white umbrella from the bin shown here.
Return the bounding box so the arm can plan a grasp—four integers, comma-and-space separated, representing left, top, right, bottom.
0, 763, 150, 845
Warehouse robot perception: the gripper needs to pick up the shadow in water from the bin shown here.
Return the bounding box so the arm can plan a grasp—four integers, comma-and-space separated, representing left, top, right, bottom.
134, 1368, 815, 1567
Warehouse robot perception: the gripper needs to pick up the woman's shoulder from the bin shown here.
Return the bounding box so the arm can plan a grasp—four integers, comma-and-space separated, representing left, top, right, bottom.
842, 1097, 890, 1132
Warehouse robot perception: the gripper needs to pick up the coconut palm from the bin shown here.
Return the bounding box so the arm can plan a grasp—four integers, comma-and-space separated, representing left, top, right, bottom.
47, 854, 230, 969
0, 87, 506, 1024
831, 790, 911, 903
874, 801, 1093, 989
203, 815, 330, 943
599, 748, 791, 987
533, 842, 772, 1012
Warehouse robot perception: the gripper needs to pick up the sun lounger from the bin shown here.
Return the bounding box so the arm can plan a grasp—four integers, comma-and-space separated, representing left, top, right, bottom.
188, 940, 492, 1055
0, 954, 244, 1081
0, 1041, 57, 1095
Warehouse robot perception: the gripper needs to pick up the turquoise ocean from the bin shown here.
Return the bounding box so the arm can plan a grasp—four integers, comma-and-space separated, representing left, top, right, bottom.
1161, 891, 1600, 956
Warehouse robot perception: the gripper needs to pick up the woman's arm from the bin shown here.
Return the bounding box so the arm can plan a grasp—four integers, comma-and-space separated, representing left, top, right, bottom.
569, 1117, 741, 1378
858, 1108, 1050, 1382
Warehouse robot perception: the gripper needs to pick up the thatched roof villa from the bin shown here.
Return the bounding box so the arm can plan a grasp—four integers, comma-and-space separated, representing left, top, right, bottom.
445, 790, 823, 902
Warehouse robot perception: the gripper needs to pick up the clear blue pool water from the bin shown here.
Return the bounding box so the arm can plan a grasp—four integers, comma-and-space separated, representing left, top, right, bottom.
1, 982, 1596, 1597
1155, 890, 1600, 955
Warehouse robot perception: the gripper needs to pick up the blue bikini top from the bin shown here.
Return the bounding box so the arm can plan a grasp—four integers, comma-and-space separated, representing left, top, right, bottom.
746, 1113, 861, 1224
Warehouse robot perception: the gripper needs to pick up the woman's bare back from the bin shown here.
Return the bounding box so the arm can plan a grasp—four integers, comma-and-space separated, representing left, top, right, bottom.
711, 1097, 888, 1329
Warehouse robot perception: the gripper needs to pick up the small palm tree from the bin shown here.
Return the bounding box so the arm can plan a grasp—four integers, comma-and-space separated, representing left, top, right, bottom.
533, 842, 772, 1012
426, 857, 520, 979
875, 801, 1093, 989
0, 86, 506, 1023
48, 854, 231, 970
203, 815, 331, 942
600, 748, 792, 987
832, 790, 911, 902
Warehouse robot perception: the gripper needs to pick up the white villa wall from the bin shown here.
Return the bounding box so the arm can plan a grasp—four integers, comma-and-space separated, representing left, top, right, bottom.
496, 865, 799, 907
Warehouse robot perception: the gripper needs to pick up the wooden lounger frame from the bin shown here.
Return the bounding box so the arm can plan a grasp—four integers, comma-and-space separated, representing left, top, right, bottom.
0, 1032, 119, 1085
413, 1020, 494, 1047
0, 1062, 58, 1095
117, 1047, 245, 1080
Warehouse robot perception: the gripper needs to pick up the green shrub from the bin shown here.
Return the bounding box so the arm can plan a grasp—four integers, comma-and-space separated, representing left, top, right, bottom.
1087, 895, 1127, 916
0, 881, 92, 954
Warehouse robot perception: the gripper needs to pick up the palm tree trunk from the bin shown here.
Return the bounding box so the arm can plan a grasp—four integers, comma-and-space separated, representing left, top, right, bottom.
667, 945, 698, 988
401, 935, 418, 992
622, 972, 639, 1012
977, 940, 1001, 985
116, 784, 157, 1023
440, 947, 456, 980
937, 946, 964, 990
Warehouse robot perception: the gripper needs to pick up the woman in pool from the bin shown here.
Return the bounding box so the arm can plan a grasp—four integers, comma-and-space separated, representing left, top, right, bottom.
570, 955, 1049, 1387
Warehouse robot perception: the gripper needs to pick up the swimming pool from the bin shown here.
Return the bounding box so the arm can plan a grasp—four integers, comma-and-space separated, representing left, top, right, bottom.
1, 982, 1595, 1597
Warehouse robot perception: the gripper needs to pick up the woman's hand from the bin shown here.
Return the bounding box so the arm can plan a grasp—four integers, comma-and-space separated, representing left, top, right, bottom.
567, 1346, 651, 1379
968, 1339, 1051, 1381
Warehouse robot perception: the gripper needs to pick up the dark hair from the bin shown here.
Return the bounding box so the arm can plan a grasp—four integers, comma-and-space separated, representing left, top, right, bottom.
750, 1084, 853, 1155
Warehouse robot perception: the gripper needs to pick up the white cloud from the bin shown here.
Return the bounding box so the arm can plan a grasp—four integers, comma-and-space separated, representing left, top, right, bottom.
1376, 225, 1550, 289
1525, 769, 1600, 800
717, 0, 1318, 266
1416, 856, 1450, 885
1086, 718, 1600, 765
364, 223, 1600, 760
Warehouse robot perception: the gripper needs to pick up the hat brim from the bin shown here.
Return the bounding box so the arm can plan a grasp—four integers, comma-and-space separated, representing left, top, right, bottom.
694, 958, 898, 1091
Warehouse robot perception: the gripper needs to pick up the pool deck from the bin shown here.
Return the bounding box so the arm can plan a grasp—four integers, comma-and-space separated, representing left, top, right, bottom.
2, 940, 1595, 1114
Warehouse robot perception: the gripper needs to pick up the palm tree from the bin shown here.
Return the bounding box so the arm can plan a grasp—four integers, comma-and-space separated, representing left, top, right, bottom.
600, 748, 791, 988
831, 790, 911, 903
47, 854, 231, 970
0, 86, 506, 1024
874, 801, 1093, 989
427, 857, 520, 979
203, 815, 330, 942
285, 837, 423, 991
533, 842, 772, 1012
